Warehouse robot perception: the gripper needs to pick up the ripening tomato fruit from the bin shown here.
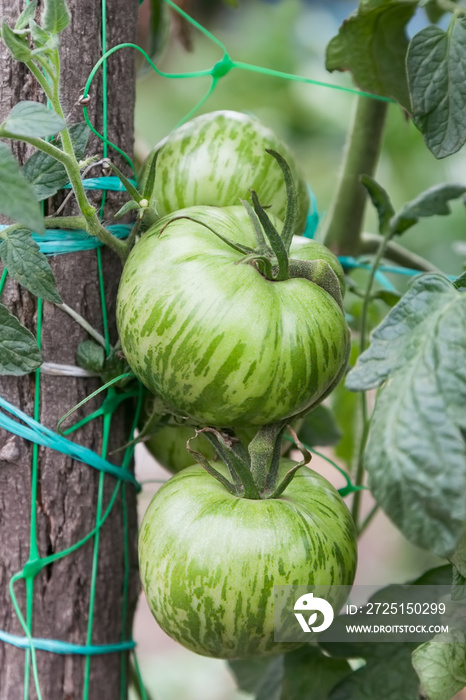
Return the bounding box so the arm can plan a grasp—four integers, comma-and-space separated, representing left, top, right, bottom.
117, 205, 349, 428
139, 461, 357, 659
141, 110, 310, 234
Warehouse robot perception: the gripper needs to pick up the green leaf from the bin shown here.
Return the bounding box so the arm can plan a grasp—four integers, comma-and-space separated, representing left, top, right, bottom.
42, 0, 70, 34
347, 274, 466, 557
450, 531, 466, 578
23, 122, 90, 200
114, 200, 140, 219
454, 271, 466, 290
29, 19, 53, 48
392, 183, 466, 235
407, 17, 466, 158
412, 629, 466, 700
0, 144, 44, 233
372, 289, 401, 307
325, 0, 418, 109
452, 568, 466, 601
1, 101, 65, 139
76, 340, 105, 374
361, 174, 395, 233
15, 0, 38, 30
0, 303, 42, 375
330, 644, 419, 700
0, 229, 61, 303
298, 404, 342, 448
1, 20, 33, 62
106, 162, 141, 202
229, 657, 285, 700
281, 646, 351, 700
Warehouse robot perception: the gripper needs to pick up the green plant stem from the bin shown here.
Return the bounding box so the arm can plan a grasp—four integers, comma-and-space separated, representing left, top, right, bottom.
45, 216, 87, 230
25, 60, 54, 101
0, 217, 87, 239
351, 396, 369, 530
56, 302, 107, 348
323, 97, 388, 255
352, 224, 393, 529
248, 423, 285, 495
0, 129, 70, 165
360, 233, 440, 272
26, 50, 128, 260
125, 217, 142, 257
4, 125, 127, 257
359, 503, 379, 536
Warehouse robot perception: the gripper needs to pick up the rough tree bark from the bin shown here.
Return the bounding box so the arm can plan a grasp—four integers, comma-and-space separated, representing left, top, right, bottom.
0, 1, 140, 698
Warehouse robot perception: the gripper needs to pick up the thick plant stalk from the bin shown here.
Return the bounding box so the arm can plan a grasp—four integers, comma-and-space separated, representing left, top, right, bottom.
0, 1, 139, 699
323, 96, 388, 254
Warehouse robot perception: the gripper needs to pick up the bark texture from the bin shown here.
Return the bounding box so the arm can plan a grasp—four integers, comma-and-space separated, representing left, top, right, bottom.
0, 1, 139, 698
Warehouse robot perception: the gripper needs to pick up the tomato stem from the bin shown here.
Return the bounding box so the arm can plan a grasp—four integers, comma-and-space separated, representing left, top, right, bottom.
248, 422, 287, 495
323, 97, 388, 255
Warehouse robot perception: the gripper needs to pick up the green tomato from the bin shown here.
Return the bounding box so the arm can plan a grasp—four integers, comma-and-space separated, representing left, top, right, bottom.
139, 460, 357, 659
117, 205, 349, 428
142, 110, 310, 234
145, 421, 216, 473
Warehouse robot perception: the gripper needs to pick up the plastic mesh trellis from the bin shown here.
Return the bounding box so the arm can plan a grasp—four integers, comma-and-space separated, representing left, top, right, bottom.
0, 1, 455, 699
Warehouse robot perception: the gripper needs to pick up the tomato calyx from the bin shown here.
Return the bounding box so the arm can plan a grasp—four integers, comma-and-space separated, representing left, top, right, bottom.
156, 149, 344, 308
187, 422, 311, 500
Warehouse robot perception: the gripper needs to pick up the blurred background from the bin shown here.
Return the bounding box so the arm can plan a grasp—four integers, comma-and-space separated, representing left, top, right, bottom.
130, 1, 466, 698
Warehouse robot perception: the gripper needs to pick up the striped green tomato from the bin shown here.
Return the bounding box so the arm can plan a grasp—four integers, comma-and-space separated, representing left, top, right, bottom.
117, 205, 349, 428
139, 461, 357, 659
142, 110, 310, 234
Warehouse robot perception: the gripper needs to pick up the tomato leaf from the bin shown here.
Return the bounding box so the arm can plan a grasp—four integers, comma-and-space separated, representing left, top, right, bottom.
407, 17, 466, 158
1, 101, 65, 139
0, 303, 42, 375
347, 274, 466, 557
412, 629, 466, 700
42, 0, 70, 35
371, 289, 401, 306
15, 0, 38, 30
325, 0, 417, 109
331, 644, 419, 700
0, 229, 61, 303
298, 404, 342, 448
23, 122, 90, 200
76, 340, 105, 373
454, 271, 466, 291
281, 646, 352, 700
29, 19, 54, 49
229, 657, 282, 696
106, 161, 141, 202
0, 144, 44, 233
1, 21, 33, 62
361, 174, 395, 233
320, 569, 452, 700
452, 568, 466, 601
391, 183, 466, 235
